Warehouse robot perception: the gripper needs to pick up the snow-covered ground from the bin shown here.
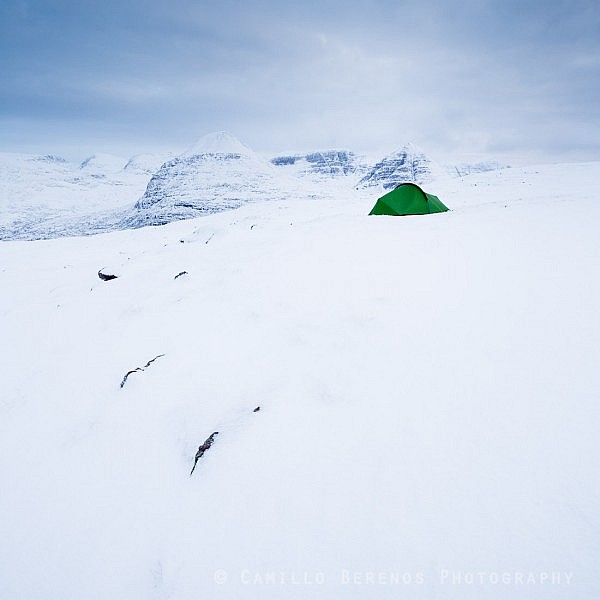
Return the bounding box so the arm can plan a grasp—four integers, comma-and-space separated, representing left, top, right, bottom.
1, 161, 599, 599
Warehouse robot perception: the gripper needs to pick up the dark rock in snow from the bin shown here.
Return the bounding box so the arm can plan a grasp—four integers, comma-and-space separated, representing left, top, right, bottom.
190, 432, 219, 476
98, 269, 118, 281
120, 354, 165, 389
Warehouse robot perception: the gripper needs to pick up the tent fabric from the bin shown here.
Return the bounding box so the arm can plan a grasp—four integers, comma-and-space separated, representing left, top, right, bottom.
369, 182, 449, 216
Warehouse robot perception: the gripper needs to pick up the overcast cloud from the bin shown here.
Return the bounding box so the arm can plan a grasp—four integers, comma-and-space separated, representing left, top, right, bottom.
1, 0, 599, 162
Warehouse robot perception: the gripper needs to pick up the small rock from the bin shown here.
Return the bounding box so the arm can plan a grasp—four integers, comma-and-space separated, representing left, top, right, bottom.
98, 269, 118, 281
190, 432, 219, 476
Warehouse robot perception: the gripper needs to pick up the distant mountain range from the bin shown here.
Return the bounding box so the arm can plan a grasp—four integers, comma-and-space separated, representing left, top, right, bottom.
0, 132, 508, 241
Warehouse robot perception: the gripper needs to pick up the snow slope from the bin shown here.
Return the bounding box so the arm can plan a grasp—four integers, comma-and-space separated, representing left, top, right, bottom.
444, 159, 509, 178
124, 153, 176, 175
0, 151, 162, 240
1, 161, 599, 600
126, 132, 307, 228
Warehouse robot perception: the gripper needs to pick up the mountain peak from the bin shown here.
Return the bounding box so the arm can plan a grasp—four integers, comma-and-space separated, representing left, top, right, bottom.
357, 143, 439, 189
182, 131, 251, 157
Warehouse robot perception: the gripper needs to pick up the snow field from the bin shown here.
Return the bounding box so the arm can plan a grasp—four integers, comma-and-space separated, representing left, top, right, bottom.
1, 162, 599, 599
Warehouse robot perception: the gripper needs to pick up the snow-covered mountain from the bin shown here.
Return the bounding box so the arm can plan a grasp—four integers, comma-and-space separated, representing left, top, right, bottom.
0, 134, 573, 241
124, 132, 302, 228
2, 160, 599, 600
79, 153, 128, 175
0, 152, 158, 240
357, 143, 445, 189
182, 130, 250, 156
124, 152, 175, 175
1, 134, 482, 242
271, 149, 368, 180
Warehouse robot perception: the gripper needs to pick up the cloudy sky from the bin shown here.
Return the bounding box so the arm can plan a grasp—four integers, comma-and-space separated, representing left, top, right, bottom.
1, 0, 599, 162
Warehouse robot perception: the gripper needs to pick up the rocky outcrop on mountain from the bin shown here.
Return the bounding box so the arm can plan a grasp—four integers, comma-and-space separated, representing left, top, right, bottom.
271, 150, 368, 180
357, 144, 441, 189
32, 154, 67, 164
124, 132, 295, 228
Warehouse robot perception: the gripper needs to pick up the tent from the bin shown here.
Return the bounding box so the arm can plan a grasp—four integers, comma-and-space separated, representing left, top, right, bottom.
369, 182, 449, 216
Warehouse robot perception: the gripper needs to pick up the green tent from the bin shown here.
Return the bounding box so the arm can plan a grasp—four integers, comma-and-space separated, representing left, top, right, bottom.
369, 182, 449, 216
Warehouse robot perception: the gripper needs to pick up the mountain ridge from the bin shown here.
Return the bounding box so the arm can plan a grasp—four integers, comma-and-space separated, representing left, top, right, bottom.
1, 135, 513, 240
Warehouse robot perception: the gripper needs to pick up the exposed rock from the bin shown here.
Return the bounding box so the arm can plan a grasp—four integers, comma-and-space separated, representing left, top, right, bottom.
190, 432, 219, 476
271, 149, 368, 180
357, 143, 441, 189
98, 269, 118, 281
120, 354, 165, 389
